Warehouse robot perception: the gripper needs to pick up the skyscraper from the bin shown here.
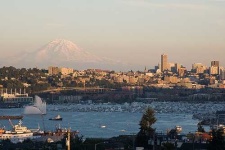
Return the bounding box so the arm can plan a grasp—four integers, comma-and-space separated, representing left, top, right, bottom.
210, 61, 219, 75
161, 54, 168, 72
211, 61, 219, 67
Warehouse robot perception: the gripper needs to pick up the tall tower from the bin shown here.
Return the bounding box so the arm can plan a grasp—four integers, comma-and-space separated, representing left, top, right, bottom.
211, 61, 219, 67
210, 61, 219, 75
161, 54, 168, 72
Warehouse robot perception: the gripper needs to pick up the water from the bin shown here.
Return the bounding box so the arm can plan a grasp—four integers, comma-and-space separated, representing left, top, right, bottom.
0, 107, 199, 138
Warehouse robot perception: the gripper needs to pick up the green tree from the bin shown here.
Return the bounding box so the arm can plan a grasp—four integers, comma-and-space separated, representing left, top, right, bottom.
136, 107, 157, 148
139, 107, 157, 133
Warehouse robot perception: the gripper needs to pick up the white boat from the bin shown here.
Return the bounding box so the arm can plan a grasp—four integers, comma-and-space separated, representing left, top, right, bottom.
23, 95, 47, 115
100, 125, 106, 128
0, 120, 38, 143
49, 115, 62, 121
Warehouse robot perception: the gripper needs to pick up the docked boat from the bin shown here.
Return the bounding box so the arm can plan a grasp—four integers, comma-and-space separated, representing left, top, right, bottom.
49, 115, 62, 121
0, 115, 23, 120
0, 120, 39, 143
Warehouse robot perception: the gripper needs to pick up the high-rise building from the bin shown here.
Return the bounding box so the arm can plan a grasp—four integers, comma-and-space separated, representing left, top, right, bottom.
161, 54, 168, 72
59, 67, 74, 75
48, 66, 59, 75
168, 63, 175, 71
210, 66, 219, 75
210, 61, 219, 75
48, 66, 74, 75
178, 67, 187, 77
175, 63, 181, 73
192, 63, 207, 74
192, 63, 203, 70
211, 61, 219, 67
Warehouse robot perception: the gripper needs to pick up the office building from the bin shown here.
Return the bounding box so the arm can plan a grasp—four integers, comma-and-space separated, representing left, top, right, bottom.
161, 54, 168, 72
211, 61, 219, 67
192, 63, 207, 74
59, 67, 74, 75
48, 66, 59, 75
211, 61, 219, 75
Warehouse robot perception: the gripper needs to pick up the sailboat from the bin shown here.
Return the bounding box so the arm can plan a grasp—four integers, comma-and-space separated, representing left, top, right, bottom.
23, 95, 47, 115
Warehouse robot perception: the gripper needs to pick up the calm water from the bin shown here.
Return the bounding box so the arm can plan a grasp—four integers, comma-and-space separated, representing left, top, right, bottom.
0, 107, 199, 138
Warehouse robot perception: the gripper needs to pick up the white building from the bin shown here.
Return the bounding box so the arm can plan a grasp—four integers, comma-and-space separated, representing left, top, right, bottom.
0, 89, 33, 104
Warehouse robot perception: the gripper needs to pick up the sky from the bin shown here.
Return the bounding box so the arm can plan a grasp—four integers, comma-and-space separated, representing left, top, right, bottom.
0, 0, 225, 70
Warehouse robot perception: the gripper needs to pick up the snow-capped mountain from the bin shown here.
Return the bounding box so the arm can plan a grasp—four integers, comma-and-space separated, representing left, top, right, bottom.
3, 39, 132, 70
32, 39, 104, 63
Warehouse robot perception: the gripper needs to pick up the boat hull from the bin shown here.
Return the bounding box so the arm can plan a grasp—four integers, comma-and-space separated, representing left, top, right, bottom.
49, 118, 62, 121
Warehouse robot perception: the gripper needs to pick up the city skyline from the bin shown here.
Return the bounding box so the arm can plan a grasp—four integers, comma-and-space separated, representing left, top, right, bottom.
0, 0, 224, 70
0, 38, 224, 71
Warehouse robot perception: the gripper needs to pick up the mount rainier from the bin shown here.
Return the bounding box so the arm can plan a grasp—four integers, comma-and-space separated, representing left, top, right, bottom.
2, 39, 130, 70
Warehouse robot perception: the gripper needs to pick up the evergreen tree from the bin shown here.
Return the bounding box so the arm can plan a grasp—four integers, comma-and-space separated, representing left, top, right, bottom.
136, 107, 157, 148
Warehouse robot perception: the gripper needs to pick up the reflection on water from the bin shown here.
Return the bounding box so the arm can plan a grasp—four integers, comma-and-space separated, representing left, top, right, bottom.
0, 107, 199, 138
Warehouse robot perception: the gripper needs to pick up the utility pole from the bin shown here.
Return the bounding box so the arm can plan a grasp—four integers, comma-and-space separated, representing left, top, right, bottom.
153, 132, 155, 150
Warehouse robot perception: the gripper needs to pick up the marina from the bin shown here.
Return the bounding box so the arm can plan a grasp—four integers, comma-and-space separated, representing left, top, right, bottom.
0, 101, 208, 138
1, 100, 225, 138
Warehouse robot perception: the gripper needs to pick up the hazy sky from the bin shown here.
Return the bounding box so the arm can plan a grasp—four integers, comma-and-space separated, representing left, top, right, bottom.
0, 0, 225, 70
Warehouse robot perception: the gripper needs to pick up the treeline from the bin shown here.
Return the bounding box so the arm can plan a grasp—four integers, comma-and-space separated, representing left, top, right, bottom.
0, 66, 127, 94
0, 66, 49, 93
